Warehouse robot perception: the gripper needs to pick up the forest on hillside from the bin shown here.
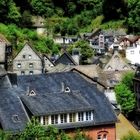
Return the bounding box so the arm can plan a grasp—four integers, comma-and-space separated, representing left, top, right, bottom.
1, 0, 140, 33
0, 0, 140, 55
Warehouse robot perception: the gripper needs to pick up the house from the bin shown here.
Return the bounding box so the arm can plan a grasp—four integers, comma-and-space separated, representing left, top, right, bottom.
0, 34, 12, 69
126, 44, 140, 64
32, 16, 46, 35
54, 52, 78, 66
0, 67, 117, 139
42, 54, 55, 72
101, 51, 133, 103
53, 35, 78, 45
17, 72, 117, 140
13, 43, 43, 75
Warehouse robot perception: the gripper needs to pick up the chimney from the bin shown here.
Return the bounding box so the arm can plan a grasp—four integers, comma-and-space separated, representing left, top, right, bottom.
61, 82, 65, 92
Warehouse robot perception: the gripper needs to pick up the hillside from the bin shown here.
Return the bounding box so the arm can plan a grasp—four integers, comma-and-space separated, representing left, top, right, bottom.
0, 0, 139, 55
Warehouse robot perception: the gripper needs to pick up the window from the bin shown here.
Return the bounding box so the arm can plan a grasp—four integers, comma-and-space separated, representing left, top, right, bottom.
51, 115, 58, 124
130, 50, 134, 54
65, 87, 71, 93
23, 55, 26, 59
60, 114, 67, 123
69, 113, 76, 122
107, 66, 112, 70
103, 134, 107, 140
12, 115, 20, 123
21, 71, 25, 75
86, 112, 92, 121
78, 112, 84, 121
17, 63, 21, 68
29, 90, 36, 96
43, 116, 49, 125
29, 63, 33, 68
29, 71, 33, 75
97, 131, 108, 140
97, 135, 102, 140
29, 55, 32, 59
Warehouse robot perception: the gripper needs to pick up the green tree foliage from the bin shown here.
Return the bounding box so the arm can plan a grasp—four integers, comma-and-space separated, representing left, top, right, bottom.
114, 72, 136, 116
121, 132, 140, 140
29, 0, 54, 17
102, 0, 127, 21
21, 10, 32, 27
68, 40, 93, 62
126, 0, 140, 33
121, 72, 135, 91
0, 0, 21, 24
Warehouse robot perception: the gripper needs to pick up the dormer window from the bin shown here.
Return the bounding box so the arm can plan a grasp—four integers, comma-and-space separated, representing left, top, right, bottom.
107, 66, 112, 70
29, 90, 36, 96
12, 115, 20, 123
123, 65, 128, 69
65, 87, 71, 93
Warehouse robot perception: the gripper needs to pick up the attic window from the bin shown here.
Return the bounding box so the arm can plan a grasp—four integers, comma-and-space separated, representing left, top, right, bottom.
123, 65, 128, 69
29, 55, 32, 59
107, 65, 112, 70
23, 55, 26, 59
12, 115, 20, 123
29, 90, 36, 96
65, 87, 71, 93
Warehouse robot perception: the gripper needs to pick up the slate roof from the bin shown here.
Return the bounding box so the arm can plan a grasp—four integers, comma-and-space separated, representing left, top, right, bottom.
55, 52, 77, 66
0, 88, 28, 133
17, 72, 117, 125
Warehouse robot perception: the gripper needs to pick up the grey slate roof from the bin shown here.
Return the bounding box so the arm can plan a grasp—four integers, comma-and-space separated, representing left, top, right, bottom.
17, 72, 117, 125
0, 88, 28, 133
0, 71, 117, 132
55, 52, 77, 66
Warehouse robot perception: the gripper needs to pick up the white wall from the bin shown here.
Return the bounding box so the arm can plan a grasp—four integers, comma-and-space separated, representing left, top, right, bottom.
126, 45, 140, 64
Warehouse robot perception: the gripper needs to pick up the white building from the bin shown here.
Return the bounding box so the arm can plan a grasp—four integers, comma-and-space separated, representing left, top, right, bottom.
126, 44, 140, 64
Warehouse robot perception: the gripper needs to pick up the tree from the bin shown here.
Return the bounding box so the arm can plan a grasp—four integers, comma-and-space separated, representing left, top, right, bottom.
68, 40, 93, 63
114, 72, 136, 116
115, 83, 136, 115
102, 0, 127, 21
0, 0, 21, 24
126, 0, 140, 33
21, 10, 32, 27
29, 0, 54, 17
121, 72, 135, 91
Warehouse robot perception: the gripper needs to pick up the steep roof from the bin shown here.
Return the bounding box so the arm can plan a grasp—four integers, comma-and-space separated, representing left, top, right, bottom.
103, 51, 132, 71
13, 42, 42, 60
0, 88, 29, 133
55, 52, 77, 66
116, 113, 139, 140
0, 34, 11, 46
17, 72, 117, 125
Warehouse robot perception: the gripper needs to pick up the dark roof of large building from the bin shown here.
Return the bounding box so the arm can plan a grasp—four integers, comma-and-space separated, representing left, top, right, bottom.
17, 72, 117, 125
0, 71, 117, 132
55, 52, 77, 66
